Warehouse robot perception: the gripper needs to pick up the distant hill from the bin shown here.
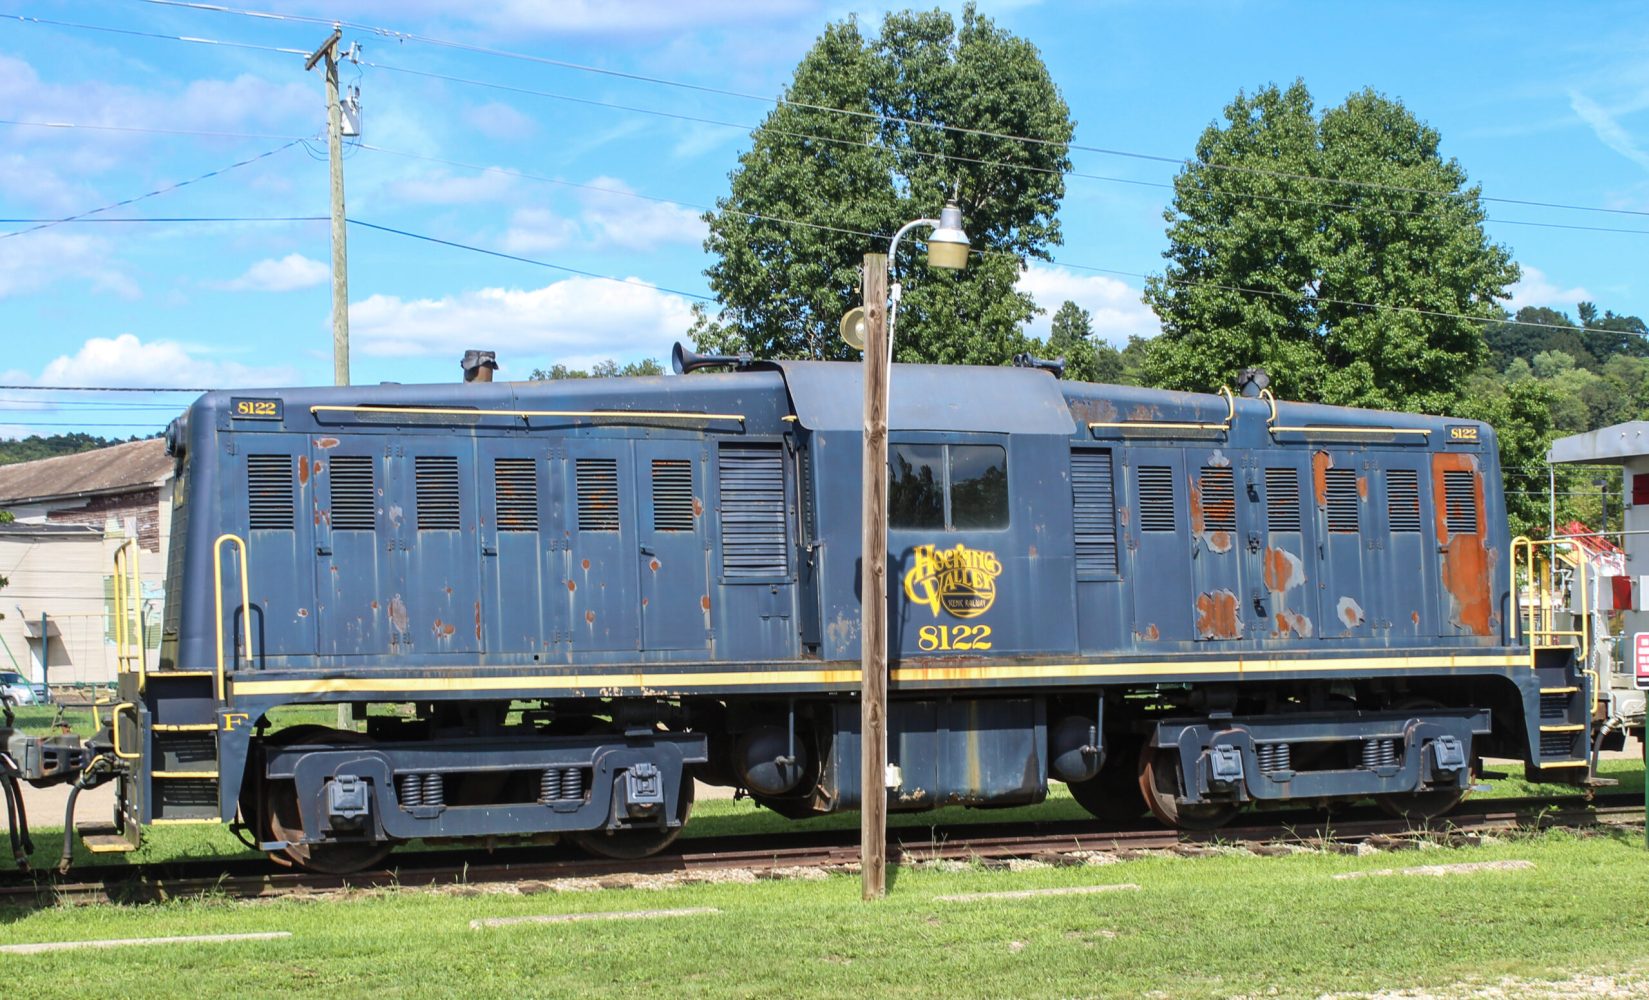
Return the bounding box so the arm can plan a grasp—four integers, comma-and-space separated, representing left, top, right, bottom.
0, 432, 155, 467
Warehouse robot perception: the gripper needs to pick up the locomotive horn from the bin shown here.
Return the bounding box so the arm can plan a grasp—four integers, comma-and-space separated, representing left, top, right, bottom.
671, 341, 753, 375
1012, 353, 1066, 379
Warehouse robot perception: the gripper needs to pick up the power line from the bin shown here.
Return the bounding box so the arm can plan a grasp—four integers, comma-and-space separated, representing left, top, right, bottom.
358, 65, 1649, 240
0, 119, 311, 141
0, 216, 324, 224
140, 0, 1649, 220
0, 385, 210, 393
1, 140, 307, 240
1, 11, 306, 55
345, 218, 716, 301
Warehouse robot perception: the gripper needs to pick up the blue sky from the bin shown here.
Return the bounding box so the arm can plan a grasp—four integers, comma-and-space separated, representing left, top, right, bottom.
3, 0, 1647, 439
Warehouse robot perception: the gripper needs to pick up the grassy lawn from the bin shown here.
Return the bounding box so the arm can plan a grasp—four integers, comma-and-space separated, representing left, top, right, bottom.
2, 827, 1647, 998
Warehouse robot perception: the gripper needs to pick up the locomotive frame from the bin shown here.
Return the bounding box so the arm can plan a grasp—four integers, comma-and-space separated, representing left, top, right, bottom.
1, 354, 1597, 872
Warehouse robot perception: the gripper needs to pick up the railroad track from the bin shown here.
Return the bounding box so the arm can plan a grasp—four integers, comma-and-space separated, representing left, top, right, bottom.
2, 794, 1641, 906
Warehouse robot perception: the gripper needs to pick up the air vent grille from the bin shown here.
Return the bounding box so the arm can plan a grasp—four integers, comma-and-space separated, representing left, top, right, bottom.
1071, 450, 1118, 578
1388, 469, 1421, 533
415, 455, 461, 530
576, 458, 620, 532
494, 458, 538, 532
328, 455, 376, 530
1199, 466, 1236, 533
1137, 466, 1176, 533
1324, 468, 1360, 534
1444, 470, 1479, 536
1265, 467, 1301, 532
719, 445, 787, 578
652, 460, 695, 531
247, 454, 294, 530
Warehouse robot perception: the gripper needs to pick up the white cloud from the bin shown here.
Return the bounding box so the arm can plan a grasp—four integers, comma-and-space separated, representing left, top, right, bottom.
0, 229, 134, 299
36, 334, 298, 388
219, 254, 329, 293
1016, 263, 1159, 345
1507, 264, 1592, 314
1569, 91, 1649, 173
470, 102, 539, 141
501, 207, 580, 254
387, 168, 517, 205
349, 277, 698, 364
577, 177, 707, 251
466, 0, 818, 34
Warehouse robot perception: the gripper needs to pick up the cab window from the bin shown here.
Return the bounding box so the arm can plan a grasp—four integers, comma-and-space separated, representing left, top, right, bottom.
890, 443, 1008, 530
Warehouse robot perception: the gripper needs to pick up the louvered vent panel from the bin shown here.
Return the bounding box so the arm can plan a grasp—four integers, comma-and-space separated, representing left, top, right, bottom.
415, 455, 461, 530
1324, 468, 1360, 534
719, 445, 787, 578
1071, 450, 1118, 578
1444, 470, 1479, 536
576, 458, 620, 532
328, 455, 376, 530
652, 460, 695, 531
246, 454, 294, 530
1388, 469, 1422, 533
1199, 466, 1237, 532
1137, 466, 1176, 533
1265, 468, 1301, 532
494, 458, 538, 532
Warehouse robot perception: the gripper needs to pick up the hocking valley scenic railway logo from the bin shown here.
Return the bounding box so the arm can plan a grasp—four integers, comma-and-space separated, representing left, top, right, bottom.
902, 543, 1003, 619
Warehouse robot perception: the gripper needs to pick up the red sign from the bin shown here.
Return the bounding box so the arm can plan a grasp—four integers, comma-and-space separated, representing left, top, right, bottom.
1635, 633, 1649, 690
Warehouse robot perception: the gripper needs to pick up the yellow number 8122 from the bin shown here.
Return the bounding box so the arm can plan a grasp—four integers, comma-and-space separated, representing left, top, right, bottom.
917, 624, 993, 651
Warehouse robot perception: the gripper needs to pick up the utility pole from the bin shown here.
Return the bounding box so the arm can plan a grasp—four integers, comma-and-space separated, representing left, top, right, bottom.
859, 253, 889, 900
306, 26, 350, 388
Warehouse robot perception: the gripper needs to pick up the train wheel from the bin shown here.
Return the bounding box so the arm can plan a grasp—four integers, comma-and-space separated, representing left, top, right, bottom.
571, 777, 694, 860
261, 725, 394, 875
1374, 699, 1468, 822
1067, 738, 1147, 825
1137, 746, 1240, 831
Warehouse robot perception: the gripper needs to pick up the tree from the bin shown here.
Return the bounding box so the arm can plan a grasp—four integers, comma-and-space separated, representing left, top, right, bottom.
696, 4, 1073, 365
1042, 301, 1102, 382
529, 358, 664, 380
1142, 81, 1519, 415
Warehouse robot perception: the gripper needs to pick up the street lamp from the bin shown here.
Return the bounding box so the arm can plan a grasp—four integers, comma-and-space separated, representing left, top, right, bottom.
849, 199, 968, 901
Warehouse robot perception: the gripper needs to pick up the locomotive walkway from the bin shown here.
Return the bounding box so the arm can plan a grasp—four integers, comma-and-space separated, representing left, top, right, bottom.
1, 793, 1639, 906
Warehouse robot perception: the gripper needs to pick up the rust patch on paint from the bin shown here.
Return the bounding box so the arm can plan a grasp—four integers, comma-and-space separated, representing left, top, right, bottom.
701, 595, 712, 612
1135, 624, 1160, 642
432, 618, 454, 638
581, 558, 591, 571
1432, 452, 1495, 635
1117, 505, 1131, 526
641, 597, 648, 607
1263, 548, 1306, 592
1207, 530, 1232, 553
585, 610, 596, 625
1189, 471, 1235, 552
296, 608, 308, 618
692, 496, 704, 517
1194, 589, 1244, 639
566, 579, 576, 593
1312, 451, 1332, 506
1067, 397, 1118, 426
297, 455, 310, 485
649, 559, 661, 573
1189, 476, 1205, 535
444, 585, 453, 596
370, 600, 379, 611
1128, 404, 1156, 422
1412, 610, 1421, 626
475, 601, 482, 641
315, 437, 340, 449
387, 595, 409, 633
1275, 611, 1313, 638
1337, 596, 1365, 628
1357, 475, 1368, 499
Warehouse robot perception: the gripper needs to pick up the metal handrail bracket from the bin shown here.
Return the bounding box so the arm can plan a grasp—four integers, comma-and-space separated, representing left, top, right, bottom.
212, 533, 253, 701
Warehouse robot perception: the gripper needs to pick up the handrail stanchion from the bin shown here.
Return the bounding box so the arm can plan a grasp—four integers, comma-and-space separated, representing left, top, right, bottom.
212, 534, 253, 702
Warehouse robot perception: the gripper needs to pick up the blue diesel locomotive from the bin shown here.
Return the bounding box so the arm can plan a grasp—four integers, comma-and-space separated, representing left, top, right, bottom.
0, 351, 1595, 872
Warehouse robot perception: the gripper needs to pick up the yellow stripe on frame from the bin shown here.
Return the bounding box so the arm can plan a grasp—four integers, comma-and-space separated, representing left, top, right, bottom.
229, 653, 1525, 698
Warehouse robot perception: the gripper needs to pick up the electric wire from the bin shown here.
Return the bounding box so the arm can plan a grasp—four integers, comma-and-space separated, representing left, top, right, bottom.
1, 11, 306, 55
137, 0, 1649, 220
0, 140, 308, 240
0, 217, 325, 224
0, 119, 312, 141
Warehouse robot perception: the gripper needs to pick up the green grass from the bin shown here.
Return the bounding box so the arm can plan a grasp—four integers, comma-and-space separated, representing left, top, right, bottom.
3, 827, 1647, 998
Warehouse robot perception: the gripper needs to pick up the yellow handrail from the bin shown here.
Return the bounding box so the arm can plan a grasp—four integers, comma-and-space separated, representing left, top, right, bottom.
1089, 385, 1235, 434
112, 540, 147, 691
1510, 535, 1590, 670
1259, 386, 1430, 437
110, 702, 140, 761
212, 533, 253, 701
309, 404, 744, 423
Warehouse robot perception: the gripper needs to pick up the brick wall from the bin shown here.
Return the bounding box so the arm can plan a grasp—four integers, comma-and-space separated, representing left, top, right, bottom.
45, 487, 162, 550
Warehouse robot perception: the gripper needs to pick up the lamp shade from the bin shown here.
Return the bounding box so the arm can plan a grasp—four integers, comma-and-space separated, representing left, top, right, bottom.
926, 200, 970, 270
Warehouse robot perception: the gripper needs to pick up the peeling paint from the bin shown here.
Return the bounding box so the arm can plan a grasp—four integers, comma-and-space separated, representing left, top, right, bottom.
1433, 452, 1495, 635
387, 504, 404, 528
1312, 451, 1332, 506
649, 559, 661, 573
701, 595, 712, 612
1337, 596, 1365, 628
296, 608, 308, 618
315, 437, 339, 449
692, 496, 704, 517
585, 610, 596, 625
1412, 610, 1421, 626
1274, 611, 1313, 638
1194, 589, 1244, 639
581, 558, 591, 571
474, 601, 481, 642
1128, 404, 1156, 422
297, 455, 310, 486
1356, 475, 1369, 500
1206, 530, 1233, 553
566, 579, 576, 593
1263, 547, 1306, 592
388, 594, 409, 633
826, 613, 860, 650
1135, 623, 1160, 642
1207, 449, 1231, 468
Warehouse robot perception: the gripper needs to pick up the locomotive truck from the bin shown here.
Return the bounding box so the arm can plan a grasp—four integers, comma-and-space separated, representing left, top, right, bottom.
0, 348, 1602, 873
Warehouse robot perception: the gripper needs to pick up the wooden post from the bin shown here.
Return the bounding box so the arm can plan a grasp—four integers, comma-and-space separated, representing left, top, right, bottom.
860, 253, 889, 900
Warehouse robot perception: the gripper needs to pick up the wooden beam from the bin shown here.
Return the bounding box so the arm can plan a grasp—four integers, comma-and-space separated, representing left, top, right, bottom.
860, 253, 889, 901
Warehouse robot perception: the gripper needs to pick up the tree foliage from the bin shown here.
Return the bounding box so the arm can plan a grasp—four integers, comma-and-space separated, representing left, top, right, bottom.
528, 358, 664, 380
1142, 81, 1518, 415
0, 432, 141, 466
696, 4, 1073, 365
